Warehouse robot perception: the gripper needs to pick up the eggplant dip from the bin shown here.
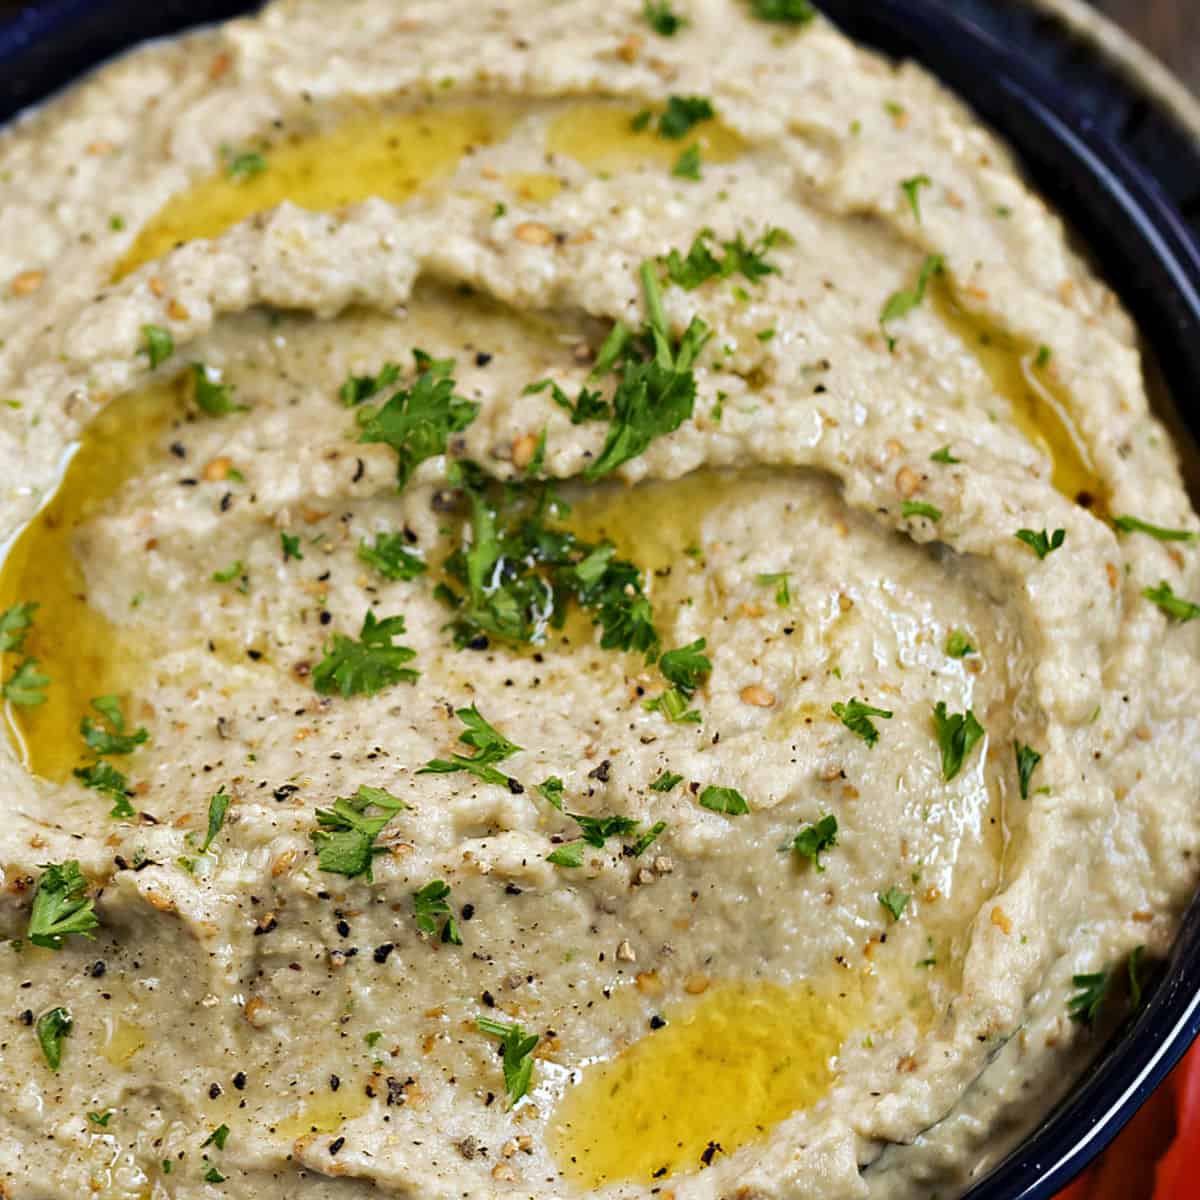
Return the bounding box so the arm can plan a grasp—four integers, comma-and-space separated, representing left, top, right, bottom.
1, 2, 1198, 1198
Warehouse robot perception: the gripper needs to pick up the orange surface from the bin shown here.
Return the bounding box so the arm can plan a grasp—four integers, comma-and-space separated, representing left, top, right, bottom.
1055, 1043, 1200, 1199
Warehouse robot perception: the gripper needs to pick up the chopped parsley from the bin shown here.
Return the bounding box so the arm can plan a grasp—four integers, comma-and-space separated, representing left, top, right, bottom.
357, 532, 427, 581
88, 1110, 113, 1127
524, 378, 609, 426
537, 777, 565, 809
2, 657, 48, 707
212, 560, 248, 590
354, 350, 479, 490
901, 500, 942, 522
900, 174, 931, 222
73, 761, 135, 818
419, 705, 522, 789
785, 814, 838, 870
584, 262, 710, 480
660, 227, 790, 291
932, 701, 985, 781
1034, 344, 1053, 368
203, 1167, 227, 1184
201, 789, 230, 853
672, 144, 703, 180
477, 1016, 539, 1107
312, 611, 419, 697
750, 0, 815, 23
1014, 741, 1042, 800
930, 446, 960, 464
412, 880, 463, 945
643, 0, 686, 34
1015, 528, 1065, 559
878, 887, 910, 921
1114, 515, 1196, 542
645, 638, 711, 724
650, 771, 683, 792
756, 572, 791, 607
831, 698, 893, 747
698, 785, 749, 815
223, 146, 267, 180
81, 696, 149, 756
629, 821, 668, 856
1068, 970, 1109, 1025
141, 324, 174, 369
36, 1006, 72, 1071
201, 1125, 230, 1151
437, 465, 659, 656
879, 254, 944, 348
0, 601, 36, 653
655, 95, 715, 140
190, 363, 245, 416
944, 629, 975, 658
312, 785, 410, 881
1143, 581, 1200, 623
339, 361, 401, 408
27, 861, 99, 951
280, 532, 304, 561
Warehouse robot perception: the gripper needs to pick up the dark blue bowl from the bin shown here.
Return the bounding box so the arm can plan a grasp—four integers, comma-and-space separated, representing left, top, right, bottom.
3, 2, 1199, 1197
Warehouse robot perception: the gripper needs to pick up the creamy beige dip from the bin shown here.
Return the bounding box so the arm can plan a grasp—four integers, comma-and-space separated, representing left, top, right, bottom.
1, 2, 1199, 1198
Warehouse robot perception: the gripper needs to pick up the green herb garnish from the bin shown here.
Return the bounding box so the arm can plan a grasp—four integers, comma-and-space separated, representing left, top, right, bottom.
932, 701, 985, 781
901, 174, 931, 222
190, 363, 245, 416
831, 698, 893, 747
413, 880, 463, 945
879, 254, 944, 348
645, 637, 711, 724
661, 227, 790, 291
749, 0, 815, 23
312, 785, 410, 881
73, 762, 134, 818
1113, 515, 1196, 542
785, 814, 838, 870
650, 771, 683, 793
477, 1017, 539, 1107
419, 706, 522, 789
756, 572, 791, 607
27, 861, 99, 950
1014, 742, 1042, 800
280, 532, 304, 562
698, 785, 749, 815
201, 789, 230, 853
36, 1006, 72, 1071
1015, 528, 1065, 559
2, 658, 48, 707
1068, 970, 1109, 1025
141, 325, 174, 369
901, 501, 942, 522
312, 611, 419, 697
878, 887, 910, 921
944, 629, 975, 658
671, 144, 702, 180
81, 696, 148, 756
357, 532, 427, 581
643, 0, 686, 34
1143, 581, 1200, 622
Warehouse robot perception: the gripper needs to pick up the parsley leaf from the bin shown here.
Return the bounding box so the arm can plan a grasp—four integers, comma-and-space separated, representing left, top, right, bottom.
203, 1166, 227, 1184
312, 785, 410, 881
357, 532, 426, 581
88, 1110, 113, 1127
355, 351, 479, 489
223, 146, 267, 181
901, 500, 942, 522
201, 789, 230, 853
190, 363, 245, 416
1014, 741, 1042, 800
1143, 581, 1200, 622
750, 0, 815, 23
630, 821, 668, 856
545, 840, 586, 868
785, 814, 838, 869
280, 532, 304, 562
1114, 515, 1196, 543
419, 706, 522, 788
3, 658, 49, 707
878, 887, 910, 921
662, 226, 792, 290
340, 361, 401, 407
73, 762, 135, 818
650, 771, 683, 792
901, 174, 932, 222
1068, 970, 1109, 1025
879, 254, 944, 346
584, 262, 710, 480
413, 880, 463, 945
537, 777, 565, 810
831, 698, 893, 747
477, 1016, 539, 1107
944, 629, 975, 658
312, 611, 419, 697
28, 861, 99, 950
756, 572, 791, 607
930, 446, 960, 464
81, 696, 148, 756
645, 638, 711, 724
438, 465, 659, 656
643, 0, 686, 35
524, 378, 610, 426
698, 785, 749, 815
201, 1124, 230, 1151
672, 144, 702, 180
932, 702, 985, 781
0, 601, 37, 653
141, 324, 174, 369
656, 96, 715, 139
1015, 528, 1066, 559
36, 1006, 72, 1071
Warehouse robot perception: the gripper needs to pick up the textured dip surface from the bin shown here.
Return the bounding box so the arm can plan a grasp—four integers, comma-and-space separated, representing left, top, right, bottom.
0, 3, 1198, 1199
